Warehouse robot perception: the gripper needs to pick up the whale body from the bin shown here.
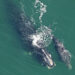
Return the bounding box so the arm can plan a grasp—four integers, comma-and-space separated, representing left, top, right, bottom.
15, 12, 55, 69
52, 36, 72, 69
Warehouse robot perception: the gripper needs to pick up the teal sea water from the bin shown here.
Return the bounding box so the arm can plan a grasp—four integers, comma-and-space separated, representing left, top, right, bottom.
0, 0, 75, 75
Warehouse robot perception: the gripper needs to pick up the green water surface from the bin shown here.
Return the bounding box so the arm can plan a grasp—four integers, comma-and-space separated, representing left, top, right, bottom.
0, 0, 75, 75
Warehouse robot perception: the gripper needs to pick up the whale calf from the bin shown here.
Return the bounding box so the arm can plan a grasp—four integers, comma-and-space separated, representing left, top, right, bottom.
52, 36, 72, 69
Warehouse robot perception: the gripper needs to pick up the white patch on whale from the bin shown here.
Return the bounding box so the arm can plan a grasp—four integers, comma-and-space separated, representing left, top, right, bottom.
34, 0, 47, 23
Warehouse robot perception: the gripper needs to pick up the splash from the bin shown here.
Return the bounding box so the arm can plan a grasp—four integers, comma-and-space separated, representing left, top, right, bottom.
34, 0, 47, 23
29, 25, 52, 48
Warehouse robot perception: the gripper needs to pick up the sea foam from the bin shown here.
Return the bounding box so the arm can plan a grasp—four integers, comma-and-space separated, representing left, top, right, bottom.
29, 25, 52, 48
34, 0, 47, 23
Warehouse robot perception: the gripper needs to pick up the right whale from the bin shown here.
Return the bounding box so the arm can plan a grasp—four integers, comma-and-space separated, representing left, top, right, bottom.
52, 36, 72, 69
15, 12, 55, 69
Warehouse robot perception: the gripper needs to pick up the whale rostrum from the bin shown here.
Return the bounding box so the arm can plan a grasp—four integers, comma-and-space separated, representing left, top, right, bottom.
16, 13, 55, 69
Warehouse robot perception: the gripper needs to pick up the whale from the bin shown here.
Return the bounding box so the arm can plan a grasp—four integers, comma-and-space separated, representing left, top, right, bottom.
5, 0, 55, 69
52, 36, 72, 69
15, 12, 55, 69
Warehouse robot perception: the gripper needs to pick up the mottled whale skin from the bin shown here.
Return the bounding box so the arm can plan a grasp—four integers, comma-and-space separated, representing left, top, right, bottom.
15, 13, 55, 69
52, 36, 72, 69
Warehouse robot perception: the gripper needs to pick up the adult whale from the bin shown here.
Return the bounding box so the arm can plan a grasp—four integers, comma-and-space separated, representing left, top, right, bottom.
5, 0, 55, 69
15, 11, 55, 69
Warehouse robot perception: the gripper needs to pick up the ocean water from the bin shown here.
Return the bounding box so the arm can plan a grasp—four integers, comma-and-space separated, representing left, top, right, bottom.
0, 0, 75, 75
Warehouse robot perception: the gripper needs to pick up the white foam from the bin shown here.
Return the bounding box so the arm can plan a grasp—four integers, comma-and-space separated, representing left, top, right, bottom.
34, 0, 47, 23
30, 17, 36, 25
68, 64, 72, 70
30, 34, 41, 48
30, 25, 52, 48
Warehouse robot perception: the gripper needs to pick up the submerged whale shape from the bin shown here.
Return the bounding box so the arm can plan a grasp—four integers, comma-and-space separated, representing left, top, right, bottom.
52, 36, 72, 69
15, 12, 55, 69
